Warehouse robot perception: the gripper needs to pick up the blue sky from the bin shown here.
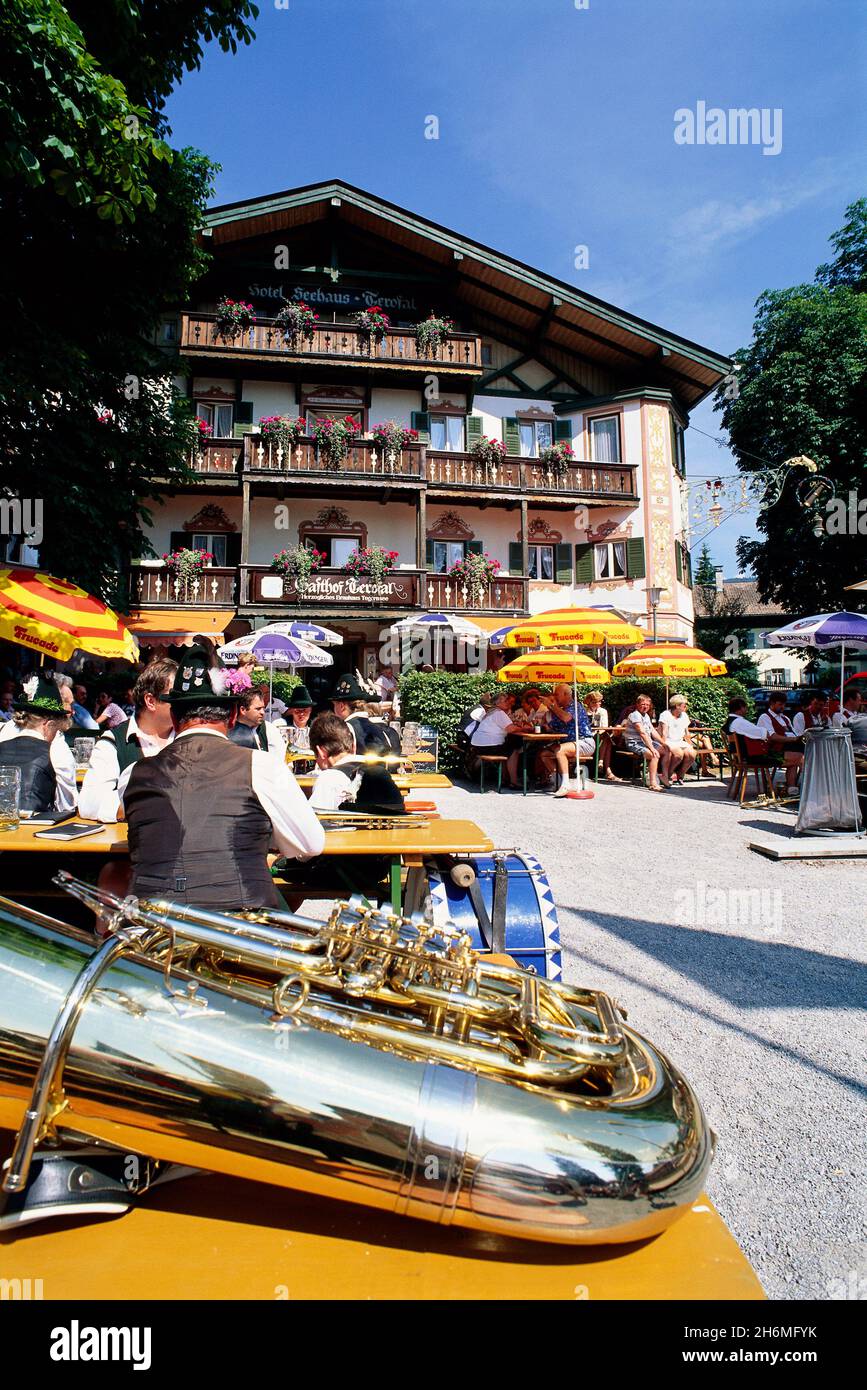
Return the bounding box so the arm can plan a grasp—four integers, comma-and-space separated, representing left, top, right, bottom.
165, 0, 867, 577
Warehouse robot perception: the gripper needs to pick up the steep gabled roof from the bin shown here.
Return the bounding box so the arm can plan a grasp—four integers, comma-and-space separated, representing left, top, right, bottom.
203, 180, 731, 409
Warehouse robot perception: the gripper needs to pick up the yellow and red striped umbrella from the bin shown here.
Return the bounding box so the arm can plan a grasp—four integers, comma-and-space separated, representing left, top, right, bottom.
0, 567, 139, 663
612, 642, 727, 679
496, 650, 610, 684
503, 606, 644, 648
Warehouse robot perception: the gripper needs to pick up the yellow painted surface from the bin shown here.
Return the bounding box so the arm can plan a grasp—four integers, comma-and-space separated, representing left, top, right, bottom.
0, 1159, 763, 1301
0, 818, 490, 858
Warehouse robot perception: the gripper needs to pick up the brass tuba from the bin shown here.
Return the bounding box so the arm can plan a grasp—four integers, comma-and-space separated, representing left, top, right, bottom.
0, 873, 713, 1244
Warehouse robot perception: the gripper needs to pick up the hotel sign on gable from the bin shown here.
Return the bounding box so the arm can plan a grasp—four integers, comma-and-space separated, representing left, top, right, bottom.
245, 283, 419, 314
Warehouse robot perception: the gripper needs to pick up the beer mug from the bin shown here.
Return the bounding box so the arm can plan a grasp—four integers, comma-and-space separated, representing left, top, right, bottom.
0, 766, 22, 832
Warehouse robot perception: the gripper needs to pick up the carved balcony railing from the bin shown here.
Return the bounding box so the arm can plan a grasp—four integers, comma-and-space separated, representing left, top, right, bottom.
130, 565, 237, 607
425, 573, 528, 613
180, 313, 482, 370
426, 451, 639, 499
186, 438, 243, 476
244, 434, 423, 479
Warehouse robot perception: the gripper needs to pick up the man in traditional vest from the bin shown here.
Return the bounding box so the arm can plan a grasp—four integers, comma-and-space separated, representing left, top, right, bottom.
792, 693, 831, 737
79, 659, 177, 822
0, 677, 75, 814
758, 693, 804, 793
124, 650, 323, 910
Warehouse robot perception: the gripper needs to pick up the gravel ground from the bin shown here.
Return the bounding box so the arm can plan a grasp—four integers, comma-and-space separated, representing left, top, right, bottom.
429, 773, 866, 1301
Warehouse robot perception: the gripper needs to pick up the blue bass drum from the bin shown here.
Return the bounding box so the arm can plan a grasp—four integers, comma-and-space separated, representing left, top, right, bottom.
427, 851, 561, 980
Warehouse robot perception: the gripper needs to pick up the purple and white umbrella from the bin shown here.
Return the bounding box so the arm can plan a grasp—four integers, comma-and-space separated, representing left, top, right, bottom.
767, 611, 867, 705
219, 632, 332, 705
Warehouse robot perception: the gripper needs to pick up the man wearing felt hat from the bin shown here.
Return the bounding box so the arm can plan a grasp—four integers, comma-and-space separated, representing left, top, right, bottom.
123, 650, 323, 910
331, 672, 401, 757
0, 676, 76, 814
278, 683, 315, 751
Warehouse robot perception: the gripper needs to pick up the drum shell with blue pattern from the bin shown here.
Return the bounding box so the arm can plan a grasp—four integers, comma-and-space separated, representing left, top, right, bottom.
427, 852, 561, 980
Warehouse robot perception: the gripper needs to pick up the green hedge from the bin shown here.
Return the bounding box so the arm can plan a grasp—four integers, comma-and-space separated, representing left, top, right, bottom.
398, 670, 751, 771
251, 669, 302, 704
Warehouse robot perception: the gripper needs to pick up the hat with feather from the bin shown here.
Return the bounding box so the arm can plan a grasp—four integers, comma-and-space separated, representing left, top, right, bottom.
161, 648, 240, 707
14, 675, 70, 717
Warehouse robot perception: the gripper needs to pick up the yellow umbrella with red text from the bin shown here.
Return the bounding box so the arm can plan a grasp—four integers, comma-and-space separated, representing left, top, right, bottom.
503, 606, 644, 648
496, 650, 610, 684
0, 566, 138, 663
612, 642, 727, 703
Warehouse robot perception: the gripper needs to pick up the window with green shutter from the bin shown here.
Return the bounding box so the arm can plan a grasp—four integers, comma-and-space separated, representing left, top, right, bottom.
626, 538, 646, 580
411, 410, 430, 442
503, 417, 521, 455
508, 542, 523, 576
684, 547, 693, 588
466, 415, 483, 447
467, 540, 484, 556
555, 542, 572, 583
675, 544, 683, 583
554, 419, 573, 444
575, 543, 594, 584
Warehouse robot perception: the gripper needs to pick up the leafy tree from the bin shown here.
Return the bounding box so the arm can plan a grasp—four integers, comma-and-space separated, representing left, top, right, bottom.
716, 199, 867, 615
0, 0, 259, 601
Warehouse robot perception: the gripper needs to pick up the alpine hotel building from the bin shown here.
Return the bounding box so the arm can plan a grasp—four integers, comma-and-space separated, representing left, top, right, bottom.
129, 180, 731, 679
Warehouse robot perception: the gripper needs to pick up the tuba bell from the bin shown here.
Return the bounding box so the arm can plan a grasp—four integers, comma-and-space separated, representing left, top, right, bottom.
0, 873, 713, 1244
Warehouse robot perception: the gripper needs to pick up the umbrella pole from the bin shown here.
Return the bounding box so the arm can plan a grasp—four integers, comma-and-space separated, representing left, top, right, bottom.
572, 644, 579, 789
840, 642, 845, 710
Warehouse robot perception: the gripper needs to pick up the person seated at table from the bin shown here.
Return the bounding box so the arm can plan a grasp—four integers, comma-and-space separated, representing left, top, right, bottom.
621, 693, 666, 791
309, 713, 364, 810
538, 683, 595, 798
0, 676, 76, 813
723, 699, 787, 789
123, 650, 323, 911
79, 659, 177, 822
331, 673, 401, 756
279, 684, 315, 750
70, 683, 99, 729
0, 689, 14, 722
513, 688, 549, 729
373, 663, 398, 713
583, 690, 608, 732
758, 693, 803, 792
832, 691, 863, 728
792, 692, 831, 736
228, 685, 287, 757
469, 692, 525, 789
656, 694, 696, 785
93, 689, 128, 728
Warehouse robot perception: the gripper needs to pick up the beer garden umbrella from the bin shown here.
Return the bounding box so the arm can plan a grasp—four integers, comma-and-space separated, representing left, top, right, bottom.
496, 650, 611, 685
0, 565, 138, 665
219, 632, 333, 707
226, 620, 343, 647
766, 612, 867, 708
611, 641, 727, 703
390, 612, 485, 668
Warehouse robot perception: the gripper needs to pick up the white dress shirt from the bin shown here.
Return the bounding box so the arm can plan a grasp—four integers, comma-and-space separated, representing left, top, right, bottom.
729, 714, 769, 741
0, 724, 77, 811
792, 711, 829, 737
309, 757, 360, 811
79, 716, 173, 823
124, 727, 324, 861
758, 710, 795, 737
832, 708, 859, 728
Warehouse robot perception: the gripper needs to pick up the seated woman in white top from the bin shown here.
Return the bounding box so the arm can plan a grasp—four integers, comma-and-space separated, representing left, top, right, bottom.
308, 712, 362, 810
657, 694, 695, 785
583, 690, 609, 731
470, 693, 525, 789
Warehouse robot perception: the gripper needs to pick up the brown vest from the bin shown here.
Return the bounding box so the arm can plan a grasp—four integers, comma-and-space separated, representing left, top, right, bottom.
125, 733, 279, 909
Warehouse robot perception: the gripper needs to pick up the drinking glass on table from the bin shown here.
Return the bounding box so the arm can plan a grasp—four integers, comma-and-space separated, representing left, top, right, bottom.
72, 737, 96, 770
0, 767, 22, 831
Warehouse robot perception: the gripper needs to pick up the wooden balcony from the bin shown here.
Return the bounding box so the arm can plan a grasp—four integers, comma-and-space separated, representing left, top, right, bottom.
187, 438, 243, 477
244, 434, 423, 481
425, 572, 528, 614
180, 312, 482, 372
130, 565, 237, 607
426, 451, 638, 500
243, 566, 424, 610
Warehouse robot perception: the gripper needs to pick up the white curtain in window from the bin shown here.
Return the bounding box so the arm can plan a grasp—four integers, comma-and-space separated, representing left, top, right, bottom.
540, 546, 554, 580
590, 417, 619, 463
519, 423, 534, 457
613, 541, 627, 578
594, 544, 610, 580
536, 422, 553, 451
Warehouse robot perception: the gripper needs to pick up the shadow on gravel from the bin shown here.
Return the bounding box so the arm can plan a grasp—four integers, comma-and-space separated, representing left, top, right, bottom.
568, 909, 867, 1097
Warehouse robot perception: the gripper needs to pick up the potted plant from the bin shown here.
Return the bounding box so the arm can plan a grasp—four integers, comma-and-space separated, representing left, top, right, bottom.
271, 544, 327, 595
192, 417, 213, 448
161, 547, 214, 586
214, 297, 254, 339
311, 415, 362, 469
259, 415, 308, 454
415, 312, 455, 356
353, 305, 390, 347
343, 546, 400, 583
469, 435, 507, 470
370, 421, 419, 454
449, 551, 501, 592
539, 441, 574, 476
275, 300, 318, 345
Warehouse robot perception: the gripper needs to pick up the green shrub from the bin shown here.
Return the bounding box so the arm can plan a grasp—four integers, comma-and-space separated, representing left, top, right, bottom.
251, 668, 302, 704
398, 670, 751, 770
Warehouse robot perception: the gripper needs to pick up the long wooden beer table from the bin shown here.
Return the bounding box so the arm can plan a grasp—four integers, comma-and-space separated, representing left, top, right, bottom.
0, 1125, 762, 1298
0, 817, 493, 914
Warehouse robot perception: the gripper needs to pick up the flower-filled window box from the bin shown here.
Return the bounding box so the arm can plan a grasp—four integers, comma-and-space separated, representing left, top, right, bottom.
539, 441, 575, 476
215, 298, 254, 339
259, 415, 308, 454
311, 415, 362, 468
415, 313, 455, 357
343, 547, 400, 582
275, 300, 319, 345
